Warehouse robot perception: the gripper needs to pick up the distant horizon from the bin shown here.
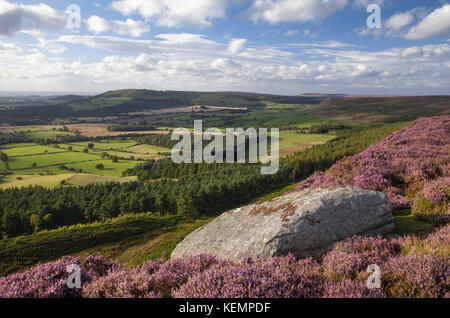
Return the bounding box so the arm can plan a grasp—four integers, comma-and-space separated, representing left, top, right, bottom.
0, 89, 449, 98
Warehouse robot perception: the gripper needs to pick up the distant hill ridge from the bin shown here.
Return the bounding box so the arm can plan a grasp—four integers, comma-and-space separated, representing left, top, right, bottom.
70, 89, 325, 112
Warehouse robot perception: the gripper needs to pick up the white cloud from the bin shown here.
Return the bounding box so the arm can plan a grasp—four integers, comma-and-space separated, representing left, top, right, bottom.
353, 0, 384, 9
292, 40, 358, 48
246, 0, 348, 24
0, 40, 21, 52
386, 11, 414, 31
0, 0, 66, 36
227, 38, 247, 54
35, 34, 447, 94
405, 4, 450, 40
36, 37, 67, 54
86, 15, 150, 37
110, 0, 228, 28
401, 46, 423, 58
284, 30, 299, 37
211, 58, 241, 71
155, 33, 214, 45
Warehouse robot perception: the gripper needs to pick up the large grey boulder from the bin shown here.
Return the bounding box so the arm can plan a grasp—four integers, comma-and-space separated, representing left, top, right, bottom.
171, 187, 395, 261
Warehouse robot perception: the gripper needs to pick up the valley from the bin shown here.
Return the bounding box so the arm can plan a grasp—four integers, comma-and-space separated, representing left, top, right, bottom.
0, 89, 448, 298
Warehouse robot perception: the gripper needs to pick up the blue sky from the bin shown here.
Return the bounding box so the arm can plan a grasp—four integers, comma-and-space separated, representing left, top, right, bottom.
0, 0, 449, 95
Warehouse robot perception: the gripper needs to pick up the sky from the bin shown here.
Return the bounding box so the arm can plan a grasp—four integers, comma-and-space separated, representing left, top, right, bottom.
0, 0, 449, 95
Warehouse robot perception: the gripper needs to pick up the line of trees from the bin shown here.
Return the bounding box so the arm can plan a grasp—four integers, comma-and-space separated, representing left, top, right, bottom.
0, 132, 88, 146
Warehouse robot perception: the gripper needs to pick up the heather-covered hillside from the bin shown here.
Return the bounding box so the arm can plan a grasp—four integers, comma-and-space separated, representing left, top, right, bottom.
0, 225, 448, 298
296, 116, 449, 222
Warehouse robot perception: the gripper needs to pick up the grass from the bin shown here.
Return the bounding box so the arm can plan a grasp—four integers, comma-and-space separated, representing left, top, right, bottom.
265, 103, 306, 110
59, 142, 170, 160
0, 143, 37, 149
0, 173, 137, 189
22, 130, 76, 139
71, 97, 131, 111
65, 159, 144, 177
127, 144, 170, 155
2, 145, 68, 157
394, 215, 435, 236
167, 109, 328, 129
278, 131, 336, 157
0, 213, 184, 276
6, 151, 100, 170
0, 174, 74, 189
72, 218, 214, 267
1, 140, 163, 178
236, 110, 326, 128
251, 183, 298, 203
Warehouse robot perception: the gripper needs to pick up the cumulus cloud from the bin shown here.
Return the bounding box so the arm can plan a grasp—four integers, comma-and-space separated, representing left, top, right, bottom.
0, 40, 21, 52
227, 38, 247, 54
0, 0, 66, 36
246, 0, 348, 24
86, 15, 150, 37
18, 33, 440, 94
401, 46, 424, 58
36, 37, 67, 54
353, 0, 384, 9
386, 11, 414, 31
405, 4, 450, 40
110, 0, 228, 28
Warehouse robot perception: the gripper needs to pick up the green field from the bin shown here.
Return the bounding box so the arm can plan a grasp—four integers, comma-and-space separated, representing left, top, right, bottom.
22, 130, 76, 139
60, 141, 169, 160
0, 139, 172, 178
127, 144, 171, 155
0, 143, 37, 149
278, 131, 336, 156
0, 173, 137, 189
5, 151, 100, 170
2, 145, 68, 157
0, 174, 74, 189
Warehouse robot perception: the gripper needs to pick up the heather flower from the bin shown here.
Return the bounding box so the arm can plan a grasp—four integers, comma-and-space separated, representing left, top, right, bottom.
382, 254, 450, 298
80, 254, 121, 279
173, 255, 324, 298
82, 268, 158, 298
323, 236, 400, 281
150, 254, 223, 297
422, 178, 449, 205
399, 225, 450, 258
324, 279, 386, 298
2, 220, 449, 299
295, 116, 450, 212
0, 256, 87, 298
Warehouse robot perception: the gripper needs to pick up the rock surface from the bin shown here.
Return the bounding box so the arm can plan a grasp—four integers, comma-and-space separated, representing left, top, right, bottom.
171, 187, 396, 261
